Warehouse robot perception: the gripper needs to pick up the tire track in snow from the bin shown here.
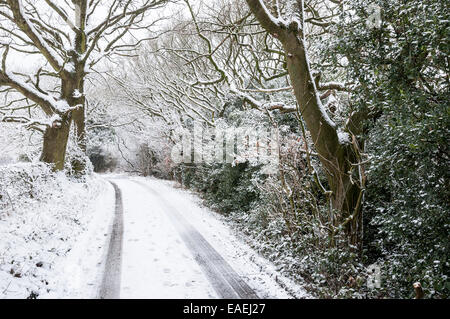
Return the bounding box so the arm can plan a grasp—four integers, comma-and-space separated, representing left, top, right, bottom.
133, 180, 259, 299
99, 181, 124, 299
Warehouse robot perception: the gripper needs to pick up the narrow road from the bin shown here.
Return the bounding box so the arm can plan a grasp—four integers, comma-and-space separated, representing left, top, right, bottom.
99, 177, 259, 299
99, 181, 124, 299
134, 180, 258, 299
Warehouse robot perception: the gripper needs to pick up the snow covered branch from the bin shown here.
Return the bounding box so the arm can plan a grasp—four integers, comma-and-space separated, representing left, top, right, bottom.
0, 114, 62, 133
5, 0, 68, 75
317, 81, 351, 92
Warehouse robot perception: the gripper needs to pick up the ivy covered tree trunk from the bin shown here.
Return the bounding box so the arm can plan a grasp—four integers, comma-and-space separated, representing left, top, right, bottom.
60, 73, 86, 174
71, 107, 87, 173
245, 0, 364, 247
70, 0, 88, 174
40, 75, 86, 173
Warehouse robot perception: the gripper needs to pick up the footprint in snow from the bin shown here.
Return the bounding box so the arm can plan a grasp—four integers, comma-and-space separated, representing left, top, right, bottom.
163, 281, 177, 287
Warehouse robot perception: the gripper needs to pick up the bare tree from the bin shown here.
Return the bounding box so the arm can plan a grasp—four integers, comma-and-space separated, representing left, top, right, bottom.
129, 0, 364, 246
90, 0, 362, 245
0, 0, 168, 171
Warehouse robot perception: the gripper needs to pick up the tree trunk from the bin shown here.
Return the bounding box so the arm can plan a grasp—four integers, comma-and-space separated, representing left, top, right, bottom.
40, 119, 71, 171
245, 0, 364, 247
282, 29, 363, 246
62, 74, 87, 175
71, 106, 87, 174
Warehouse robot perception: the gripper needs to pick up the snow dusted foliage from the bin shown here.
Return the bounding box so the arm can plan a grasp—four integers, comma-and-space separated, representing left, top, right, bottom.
325, 0, 450, 298
84, 70, 184, 176
66, 133, 94, 176
0, 163, 104, 298
0, 124, 42, 164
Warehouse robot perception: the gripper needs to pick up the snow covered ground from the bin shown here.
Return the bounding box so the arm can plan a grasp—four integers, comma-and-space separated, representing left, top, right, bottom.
1, 169, 309, 299
105, 175, 309, 299
48, 180, 115, 299
107, 177, 218, 298
0, 164, 113, 299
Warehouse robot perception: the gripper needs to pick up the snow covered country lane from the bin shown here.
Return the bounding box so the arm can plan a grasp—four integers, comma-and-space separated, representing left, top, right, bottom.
0, 174, 309, 299
94, 176, 309, 299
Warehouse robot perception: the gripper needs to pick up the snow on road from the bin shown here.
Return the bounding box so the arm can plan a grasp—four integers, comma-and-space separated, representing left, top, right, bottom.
99, 181, 123, 299
134, 179, 259, 299
108, 177, 218, 298
1, 171, 308, 299
101, 175, 309, 299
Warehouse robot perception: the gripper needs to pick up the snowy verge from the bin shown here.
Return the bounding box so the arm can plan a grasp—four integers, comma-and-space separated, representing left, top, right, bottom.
43, 176, 115, 298
0, 164, 114, 299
